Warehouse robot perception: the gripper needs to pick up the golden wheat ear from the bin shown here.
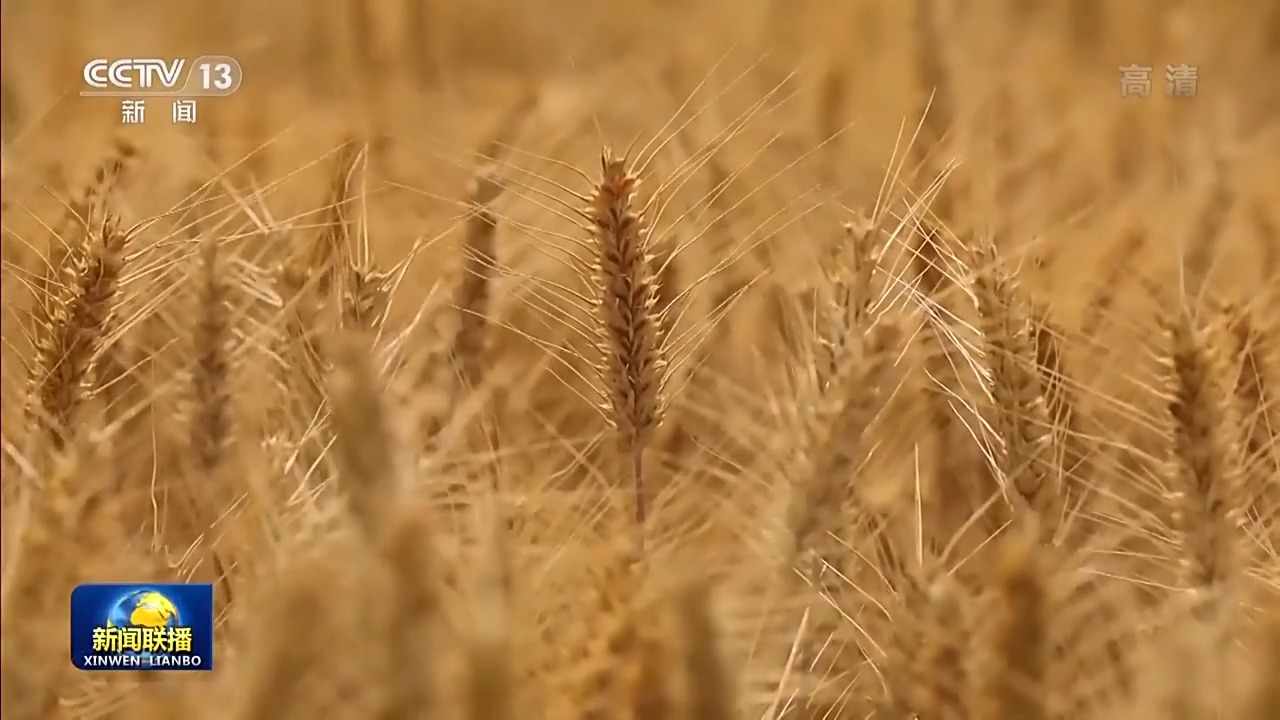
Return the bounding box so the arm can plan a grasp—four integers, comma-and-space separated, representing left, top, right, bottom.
227, 552, 351, 719
309, 139, 361, 299
379, 505, 444, 719
326, 329, 399, 539
787, 297, 903, 718
329, 140, 392, 333
815, 215, 881, 386
910, 222, 998, 552
81, 139, 140, 230
180, 231, 237, 605
1029, 302, 1092, 540
972, 532, 1052, 720
972, 240, 1061, 542
263, 258, 331, 481
190, 233, 230, 478
884, 569, 970, 720
1081, 219, 1148, 339
449, 164, 501, 392
586, 149, 669, 544
25, 139, 138, 450
449, 94, 534, 395
327, 330, 444, 715
569, 546, 677, 718
1161, 307, 1244, 619
27, 213, 130, 452
342, 261, 390, 331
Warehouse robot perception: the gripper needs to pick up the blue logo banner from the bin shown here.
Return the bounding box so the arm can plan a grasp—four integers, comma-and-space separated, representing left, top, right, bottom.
70, 583, 214, 671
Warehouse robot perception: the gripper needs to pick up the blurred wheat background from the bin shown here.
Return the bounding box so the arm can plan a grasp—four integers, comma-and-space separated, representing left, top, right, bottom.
2, 0, 1279, 718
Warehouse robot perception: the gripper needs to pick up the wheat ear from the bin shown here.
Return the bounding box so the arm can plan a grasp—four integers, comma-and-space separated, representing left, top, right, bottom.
186, 232, 236, 603
326, 330, 397, 538
269, 261, 330, 474
328, 331, 443, 716
228, 554, 343, 720
572, 548, 675, 718
972, 533, 1051, 720
311, 139, 361, 298
379, 506, 443, 719
29, 213, 129, 450
383, 111, 525, 456
1029, 303, 1089, 538
190, 233, 230, 476
912, 225, 996, 549
586, 150, 668, 542
342, 261, 390, 331
789, 319, 902, 718
972, 241, 1060, 541
887, 570, 970, 720
796, 320, 905, 566
25, 141, 135, 443
816, 216, 880, 385
327, 142, 390, 332
1162, 307, 1243, 625
451, 160, 502, 392
1081, 221, 1147, 337
1249, 198, 1278, 287
450, 94, 535, 393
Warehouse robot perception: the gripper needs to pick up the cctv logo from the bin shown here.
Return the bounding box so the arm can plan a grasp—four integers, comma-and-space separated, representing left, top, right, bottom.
82, 59, 186, 94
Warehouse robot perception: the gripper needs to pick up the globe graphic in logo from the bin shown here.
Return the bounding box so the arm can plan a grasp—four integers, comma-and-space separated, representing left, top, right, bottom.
106, 590, 181, 657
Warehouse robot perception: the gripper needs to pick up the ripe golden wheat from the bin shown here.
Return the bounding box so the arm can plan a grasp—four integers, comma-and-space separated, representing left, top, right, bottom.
2, 0, 1279, 718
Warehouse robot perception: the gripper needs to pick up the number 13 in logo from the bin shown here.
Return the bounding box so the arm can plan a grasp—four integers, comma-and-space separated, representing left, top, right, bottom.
193, 56, 243, 95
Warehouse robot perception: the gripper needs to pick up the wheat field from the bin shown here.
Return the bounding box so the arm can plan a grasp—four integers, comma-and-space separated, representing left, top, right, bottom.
2, 0, 1279, 718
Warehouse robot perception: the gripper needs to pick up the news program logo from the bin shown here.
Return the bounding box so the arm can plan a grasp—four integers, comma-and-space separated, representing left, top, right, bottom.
70, 583, 214, 671
80, 55, 243, 97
